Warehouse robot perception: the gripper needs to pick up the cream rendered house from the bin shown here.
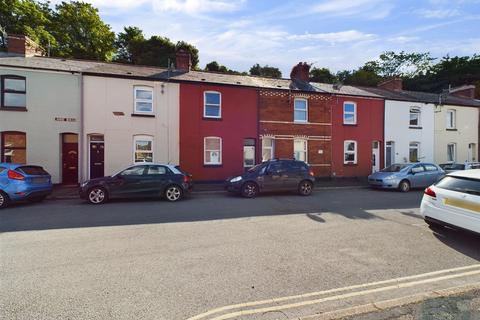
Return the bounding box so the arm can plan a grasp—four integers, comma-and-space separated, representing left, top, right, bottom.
82, 73, 179, 180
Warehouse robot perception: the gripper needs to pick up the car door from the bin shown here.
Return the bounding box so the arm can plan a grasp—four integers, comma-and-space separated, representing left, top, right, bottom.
409, 164, 427, 188
108, 165, 148, 198
143, 165, 170, 196
423, 164, 442, 186
262, 162, 287, 191
283, 161, 304, 190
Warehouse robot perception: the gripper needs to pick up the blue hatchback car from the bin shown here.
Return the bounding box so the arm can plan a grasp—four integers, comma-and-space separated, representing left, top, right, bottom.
0, 163, 53, 209
368, 163, 445, 192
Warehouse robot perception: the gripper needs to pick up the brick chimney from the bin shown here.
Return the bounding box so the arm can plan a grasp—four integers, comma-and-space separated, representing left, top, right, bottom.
378, 77, 403, 91
6, 34, 44, 57
290, 62, 311, 82
449, 85, 476, 99
175, 49, 191, 72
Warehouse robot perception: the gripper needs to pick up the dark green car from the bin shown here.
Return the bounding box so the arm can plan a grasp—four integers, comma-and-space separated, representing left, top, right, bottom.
79, 164, 193, 204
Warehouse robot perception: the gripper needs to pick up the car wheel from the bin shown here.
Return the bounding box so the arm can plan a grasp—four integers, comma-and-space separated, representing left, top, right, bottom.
241, 182, 259, 198
0, 191, 9, 209
164, 185, 183, 202
399, 180, 410, 192
87, 187, 108, 205
298, 180, 313, 196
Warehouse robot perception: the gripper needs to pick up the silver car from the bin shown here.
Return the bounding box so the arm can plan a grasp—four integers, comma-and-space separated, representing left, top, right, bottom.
439, 162, 480, 174
368, 163, 445, 192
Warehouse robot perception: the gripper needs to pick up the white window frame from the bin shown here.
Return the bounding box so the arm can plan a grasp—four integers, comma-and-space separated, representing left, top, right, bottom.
344, 140, 357, 164
204, 136, 222, 165
409, 107, 421, 127
343, 101, 357, 125
447, 143, 457, 162
446, 109, 456, 129
294, 139, 308, 162
409, 142, 420, 162
133, 135, 154, 163
133, 86, 154, 114
203, 91, 222, 119
294, 98, 308, 123
262, 138, 275, 162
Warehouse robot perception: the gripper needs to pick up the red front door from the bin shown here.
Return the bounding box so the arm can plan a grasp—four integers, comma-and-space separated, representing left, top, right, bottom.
62, 134, 78, 185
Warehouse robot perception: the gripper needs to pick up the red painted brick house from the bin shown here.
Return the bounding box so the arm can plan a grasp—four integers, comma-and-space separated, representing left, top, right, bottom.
179, 82, 258, 181
258, 63, 333, 177
330, 93, 384, 177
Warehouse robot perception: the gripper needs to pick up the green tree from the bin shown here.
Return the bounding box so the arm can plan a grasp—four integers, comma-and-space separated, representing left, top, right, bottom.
309, 67, 337, 83
204, 61, 245, 74
0, 0, 55, 50
114, 26, 145, 63
365, 51, 434, 78
404, 55, 480, 97
249, 63, 282, 78
51, 1, 115, 60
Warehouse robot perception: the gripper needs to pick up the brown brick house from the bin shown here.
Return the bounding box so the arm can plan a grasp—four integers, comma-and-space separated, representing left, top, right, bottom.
259, 63, 333, 176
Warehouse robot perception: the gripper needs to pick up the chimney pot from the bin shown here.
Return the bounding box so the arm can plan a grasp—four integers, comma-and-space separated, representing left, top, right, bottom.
290, 62, 311, 82
175, 49, 191, 72
6, 34, 44, 57
378, 77, 403, 91
449, 85, 476, 99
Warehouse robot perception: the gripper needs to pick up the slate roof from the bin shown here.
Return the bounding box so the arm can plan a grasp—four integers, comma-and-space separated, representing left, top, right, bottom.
0, 56, 479, 106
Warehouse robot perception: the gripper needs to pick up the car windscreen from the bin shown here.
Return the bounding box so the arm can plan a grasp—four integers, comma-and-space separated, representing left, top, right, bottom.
380, 164, 409, 172
248, 163, 265, 172
435, 176, 480, 196
16, 166, 49, 176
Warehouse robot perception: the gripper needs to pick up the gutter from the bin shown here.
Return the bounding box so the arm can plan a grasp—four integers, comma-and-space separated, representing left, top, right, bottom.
79, 72, 84, 183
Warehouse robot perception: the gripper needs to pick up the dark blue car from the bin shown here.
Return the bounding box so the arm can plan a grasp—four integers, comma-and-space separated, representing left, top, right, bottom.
0, 163, 53, 209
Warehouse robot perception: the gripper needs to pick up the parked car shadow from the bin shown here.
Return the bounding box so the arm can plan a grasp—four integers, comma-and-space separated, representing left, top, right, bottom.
0, 189, 424, 232
430, 225, 480, 261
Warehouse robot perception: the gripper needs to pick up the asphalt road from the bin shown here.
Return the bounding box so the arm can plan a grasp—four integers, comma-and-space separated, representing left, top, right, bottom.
1, 188, 479, 320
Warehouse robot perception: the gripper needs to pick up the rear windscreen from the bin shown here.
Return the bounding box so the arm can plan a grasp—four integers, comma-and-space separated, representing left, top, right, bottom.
16, 166, 49, 176
436, 176, 480, 196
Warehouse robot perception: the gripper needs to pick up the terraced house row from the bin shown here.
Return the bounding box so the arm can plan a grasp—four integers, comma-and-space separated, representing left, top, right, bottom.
1, 35, 479, 184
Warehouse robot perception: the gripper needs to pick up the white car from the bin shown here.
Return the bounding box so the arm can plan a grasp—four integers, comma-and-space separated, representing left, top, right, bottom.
421, 169, 480, 234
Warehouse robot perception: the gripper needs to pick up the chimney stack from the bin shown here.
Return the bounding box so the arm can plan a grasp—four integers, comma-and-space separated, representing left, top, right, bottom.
6, 34, 44, 57
290, 62, 311, 82
175, 49, 191, 72
378, 77, 403, 91
449, 85, 476, 99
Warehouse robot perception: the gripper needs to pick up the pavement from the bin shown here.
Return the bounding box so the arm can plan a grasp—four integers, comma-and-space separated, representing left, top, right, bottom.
49, 177, 368, 200
1, 188, 479, 320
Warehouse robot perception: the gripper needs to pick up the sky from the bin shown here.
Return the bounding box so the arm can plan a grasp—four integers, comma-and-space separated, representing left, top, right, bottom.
54, 0, 480, 76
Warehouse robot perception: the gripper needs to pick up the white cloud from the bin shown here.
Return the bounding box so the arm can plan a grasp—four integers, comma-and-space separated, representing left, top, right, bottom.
152, 0, 245, 13
416, 8, 460, 18
312, 0, 394, 19
288, 30, 377, 43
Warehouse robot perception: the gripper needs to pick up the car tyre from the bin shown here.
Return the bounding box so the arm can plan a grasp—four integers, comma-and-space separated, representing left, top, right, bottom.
399, 180, 410, 192
0, 191, 9, 209
164, 185, 183, 202
298, 180, 314, 196
87, 186, 108, 205
241, 182, 259, 198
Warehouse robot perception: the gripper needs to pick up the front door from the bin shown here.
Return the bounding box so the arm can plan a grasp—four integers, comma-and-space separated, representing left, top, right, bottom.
109, 165, 148, 198
89, 136, 104, 179
372, 141, 380, 173
385, 141, 394, 167
62, 133, 78, 184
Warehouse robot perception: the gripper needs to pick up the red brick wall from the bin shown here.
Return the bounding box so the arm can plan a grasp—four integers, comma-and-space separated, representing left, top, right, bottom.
258, 90, 332, 177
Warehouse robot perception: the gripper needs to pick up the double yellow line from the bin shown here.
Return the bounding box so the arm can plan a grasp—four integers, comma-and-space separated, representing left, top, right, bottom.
187, 264, 480, 320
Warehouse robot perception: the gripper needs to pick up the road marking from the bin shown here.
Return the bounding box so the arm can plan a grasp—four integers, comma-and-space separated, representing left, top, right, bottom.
208, 269, 480, 320
187, 264, 480, 320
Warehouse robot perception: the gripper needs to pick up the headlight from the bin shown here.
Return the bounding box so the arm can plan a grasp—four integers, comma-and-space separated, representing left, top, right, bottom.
230, 176, 242, 183
384, 175, 395, 180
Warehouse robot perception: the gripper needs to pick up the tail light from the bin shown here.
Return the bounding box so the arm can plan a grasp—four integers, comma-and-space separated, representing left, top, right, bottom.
8, 170, 25, 181
424, 187, 436, 198
309, 170, 315, 177
183, 175, 190, 183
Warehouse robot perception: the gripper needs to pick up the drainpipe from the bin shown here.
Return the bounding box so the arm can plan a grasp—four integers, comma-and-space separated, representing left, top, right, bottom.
79, 72, 84, 183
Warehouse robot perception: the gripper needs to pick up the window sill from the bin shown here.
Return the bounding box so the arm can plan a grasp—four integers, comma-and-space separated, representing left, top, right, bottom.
446, 128, 457, 131
409, 126, 422, 130
203, 164, 223, 167
343, 162, 358, 166
203, 117, 222, 121
0, 107, 27, 112
343, 123, 358, 126
131, 113, 155, 118
293, 121, 308, 124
